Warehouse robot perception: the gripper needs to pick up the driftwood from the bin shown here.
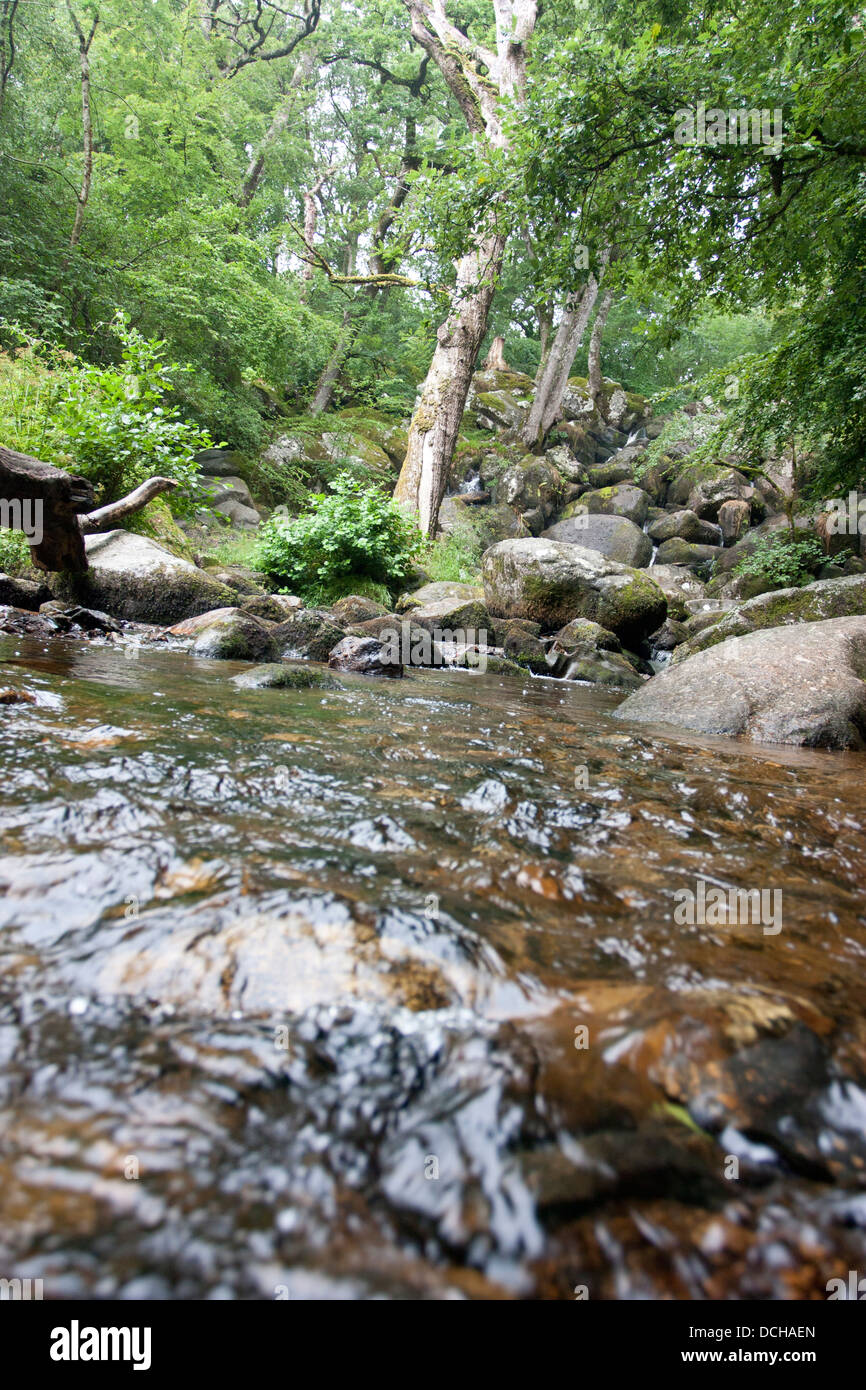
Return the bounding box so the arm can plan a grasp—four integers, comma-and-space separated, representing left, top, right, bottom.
0, 444, 180, 573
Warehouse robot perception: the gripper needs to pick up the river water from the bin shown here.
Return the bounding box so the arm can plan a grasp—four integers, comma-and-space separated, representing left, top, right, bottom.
1, 634, 865, 1299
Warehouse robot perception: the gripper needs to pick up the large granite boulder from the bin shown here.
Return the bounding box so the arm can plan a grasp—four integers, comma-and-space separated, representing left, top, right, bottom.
481, 538, 667, 642
54, 530, 236, 625
613, 616, 866, 748
647, 510, 723, 545
671, 573, 866, 662
542, 512, 652, 568
577, 482, 651, 527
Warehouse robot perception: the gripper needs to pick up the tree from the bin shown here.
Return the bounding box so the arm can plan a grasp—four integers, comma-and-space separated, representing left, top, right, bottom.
393, 0, 538, 535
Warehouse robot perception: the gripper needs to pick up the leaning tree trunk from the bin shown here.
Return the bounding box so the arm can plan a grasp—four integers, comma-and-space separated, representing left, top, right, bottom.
587, 289, 614, 406
394, 231, 505, 534
520, 274, 602, 448
393, 0, 538, 535
66, 5, 97, 251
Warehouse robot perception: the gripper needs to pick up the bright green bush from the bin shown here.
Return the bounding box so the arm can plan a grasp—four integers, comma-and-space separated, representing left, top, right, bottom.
257, 473, 421, 596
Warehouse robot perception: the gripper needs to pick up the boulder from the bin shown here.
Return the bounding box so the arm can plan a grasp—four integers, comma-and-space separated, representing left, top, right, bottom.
207, 476, 261, 529
613, 616, 866, 748
0, 573, 52, 611
240, 594, 303, 622
436, 495, 523, 549
327, 635, 404, 677
56, 530, 237, 625
671, 573, 866, 662
503, 628, 551, 674
481, 538, 667, 643
561, 650, 646, 691
273, 610, 346, 662
577, 482, 651, 527
584, 446, 645, 489
542, 512, 652, 568
329, 594, 391, 625
496, 455, 564, 532
543, 443, 585, 484
647, 510, 722, 545
645, 564, 708, 620
654, 537, 722, 578
194, 447, 246, 478
190, 611, 278, 662
718, 498, 752, 546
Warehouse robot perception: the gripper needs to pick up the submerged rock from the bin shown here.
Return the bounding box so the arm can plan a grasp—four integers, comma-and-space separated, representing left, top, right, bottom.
614, 615, 866, 747
231, 663, 344, 691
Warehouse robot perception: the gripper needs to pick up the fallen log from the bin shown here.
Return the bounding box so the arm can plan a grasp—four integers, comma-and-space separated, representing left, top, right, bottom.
1, 445, 181, 572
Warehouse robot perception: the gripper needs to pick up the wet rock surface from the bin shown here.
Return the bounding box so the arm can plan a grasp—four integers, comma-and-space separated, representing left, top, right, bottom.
1, 637, 864, 1298
615, 615, 866, 747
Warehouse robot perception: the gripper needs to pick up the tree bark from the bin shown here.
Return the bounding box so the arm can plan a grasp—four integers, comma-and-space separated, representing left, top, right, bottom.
66, 5, 98, 251
78, 476, 178, 533
394, 230, 505, 533
520, 273, 602, 448
393, 0, 538, 536
587, 288, 614, 405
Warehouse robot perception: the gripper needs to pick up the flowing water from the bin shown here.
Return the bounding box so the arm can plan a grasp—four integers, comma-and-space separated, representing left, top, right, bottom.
1, 633, 866, 1300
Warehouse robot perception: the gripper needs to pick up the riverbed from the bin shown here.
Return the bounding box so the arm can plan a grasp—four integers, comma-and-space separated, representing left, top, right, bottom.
1, 634, 865, 1299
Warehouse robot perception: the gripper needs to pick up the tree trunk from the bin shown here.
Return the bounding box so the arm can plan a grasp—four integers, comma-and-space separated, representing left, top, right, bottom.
483, 334, 508, 371
394, 0, 538, 535
535, 301, 554, 383
240, 49, 317, 209
0, 445, 94, 571
66, 5, 98, 251
394, 230, 506, 533
587, 289, 614, 406
78, 476, 178, 533
520, 274, 602, 448
310, 309, 358, 415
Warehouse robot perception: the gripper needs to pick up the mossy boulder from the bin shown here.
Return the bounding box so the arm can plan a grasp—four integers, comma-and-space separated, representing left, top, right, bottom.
654, 537, 722, 578
502, 628, 551, 673
121, 498, 196, 560
190, 611, 278, 662
647, 510, 723, 546
272, 609, 346, 661
561, 651, 646, 691
481, 538, 667, 643
541, 512, 652, 568
496, 454, 565, 532
576, 482, 651, 527
52, 530, 237, 625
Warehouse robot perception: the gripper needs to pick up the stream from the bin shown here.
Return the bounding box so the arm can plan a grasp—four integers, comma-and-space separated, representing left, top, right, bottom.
1, 634, 865, 1299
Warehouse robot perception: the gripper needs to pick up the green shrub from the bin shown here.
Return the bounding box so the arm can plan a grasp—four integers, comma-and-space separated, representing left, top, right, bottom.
257, 473, 421, 596
50, 314, 214, 508
734, 531, 834, 588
